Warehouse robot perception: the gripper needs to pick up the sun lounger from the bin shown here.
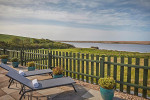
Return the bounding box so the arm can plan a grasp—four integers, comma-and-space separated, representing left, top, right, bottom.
6, 70, 77, 100
0, 63, 53, 88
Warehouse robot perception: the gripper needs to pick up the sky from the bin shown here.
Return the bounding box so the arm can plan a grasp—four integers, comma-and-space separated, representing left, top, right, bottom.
0, 0, 150, 41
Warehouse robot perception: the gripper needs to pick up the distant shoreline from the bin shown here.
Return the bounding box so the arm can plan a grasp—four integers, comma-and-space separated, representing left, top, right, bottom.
57, 41, 150, 45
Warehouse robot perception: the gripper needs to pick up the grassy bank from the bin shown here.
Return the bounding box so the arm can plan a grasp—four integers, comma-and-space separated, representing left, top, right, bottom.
0, 34, 75, 49
58, 41, 150, 45
0, 34, 32, 42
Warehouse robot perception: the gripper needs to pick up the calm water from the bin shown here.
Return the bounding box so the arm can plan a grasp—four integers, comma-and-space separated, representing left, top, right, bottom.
63, 42, 150, 53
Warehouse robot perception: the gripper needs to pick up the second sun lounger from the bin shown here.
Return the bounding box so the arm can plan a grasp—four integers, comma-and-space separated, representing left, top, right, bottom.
0, 63, 53, 88
6, 70, 77, 100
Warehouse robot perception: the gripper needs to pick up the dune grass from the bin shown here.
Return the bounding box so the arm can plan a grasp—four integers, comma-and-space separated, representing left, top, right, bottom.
51, 48, 150, 58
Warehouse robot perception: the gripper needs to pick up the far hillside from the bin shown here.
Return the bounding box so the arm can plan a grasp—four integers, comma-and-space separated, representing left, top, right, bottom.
0, 34, 33, 42
0, 34, 75, 49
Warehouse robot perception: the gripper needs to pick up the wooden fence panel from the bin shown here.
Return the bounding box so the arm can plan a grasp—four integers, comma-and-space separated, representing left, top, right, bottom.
1, 49, 150, 99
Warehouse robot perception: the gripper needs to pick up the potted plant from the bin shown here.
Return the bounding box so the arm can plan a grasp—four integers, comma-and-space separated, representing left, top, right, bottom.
0, 55, 9, 64
98, 77, 115, 100
11, 57, 19, 68
27, 61, 35, 71
52, 67, 64, 78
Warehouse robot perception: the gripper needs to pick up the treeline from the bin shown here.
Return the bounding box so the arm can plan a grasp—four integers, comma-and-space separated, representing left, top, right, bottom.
0, 37, 75, 49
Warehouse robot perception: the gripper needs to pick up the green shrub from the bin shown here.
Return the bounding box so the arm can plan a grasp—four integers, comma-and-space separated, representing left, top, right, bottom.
0, 55, 8, 59
53, 67, 64, 75
11, 57, 19, 62
98, 77, 115, 89
27, 61, 35, 67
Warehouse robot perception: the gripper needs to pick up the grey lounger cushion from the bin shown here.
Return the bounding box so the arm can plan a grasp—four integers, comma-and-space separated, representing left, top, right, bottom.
6, 70, 75, 90
0, 63, 52, 77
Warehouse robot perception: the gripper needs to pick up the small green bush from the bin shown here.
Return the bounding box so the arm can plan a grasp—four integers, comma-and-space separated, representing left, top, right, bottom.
27, 61, 35, 67
11, 57, 19, 62
0, 55, 8, 59
53, 67, 64, 75
98, 77, 115, 89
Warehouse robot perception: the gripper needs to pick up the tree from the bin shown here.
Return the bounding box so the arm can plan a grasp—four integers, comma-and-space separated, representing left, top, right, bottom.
0, 41, 8, 48
23, 38, 31, 44
11, 37, 21, 45
32, 39, 40, 44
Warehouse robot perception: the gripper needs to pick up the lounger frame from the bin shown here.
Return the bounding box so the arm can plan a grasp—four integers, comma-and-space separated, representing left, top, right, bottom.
6, 70, 77, 100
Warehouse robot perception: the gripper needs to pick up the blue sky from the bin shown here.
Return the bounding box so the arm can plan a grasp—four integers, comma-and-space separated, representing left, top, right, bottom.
0, 0, 150, 41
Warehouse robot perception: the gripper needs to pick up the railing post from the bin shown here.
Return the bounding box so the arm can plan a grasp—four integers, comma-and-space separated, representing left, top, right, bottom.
96, 55, 99, 84
20, 49, 23, 66
134, 57, 139, 95
3, 48, 6, 54
107, 56, 111, 76
12, 51, 15, 57
91, 54, 94, 84
86, 54, 89, 83
100, 55, 105, 78
48, 51, 52, 69
127, 57, 132, 94
66, 52, 68, 77
142, 58, 148, 98
120, 56, 124, 92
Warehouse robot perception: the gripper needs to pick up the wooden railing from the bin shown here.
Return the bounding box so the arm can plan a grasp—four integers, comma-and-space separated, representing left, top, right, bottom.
0, 48, 150, 98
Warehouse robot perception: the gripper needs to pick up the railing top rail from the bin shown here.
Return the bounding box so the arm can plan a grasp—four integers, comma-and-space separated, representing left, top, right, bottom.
52, 55, 102, 63
24, 52, 48, 56
6, 49, 20, 52
104, 61, 150, 69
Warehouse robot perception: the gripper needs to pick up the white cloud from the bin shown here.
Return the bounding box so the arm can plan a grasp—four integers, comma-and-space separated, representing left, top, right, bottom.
0, 5, 88, 22
69, 0, 101, 8
0, 0, 61, 5
0, 3, 149, 27
0, 0, 150, 41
